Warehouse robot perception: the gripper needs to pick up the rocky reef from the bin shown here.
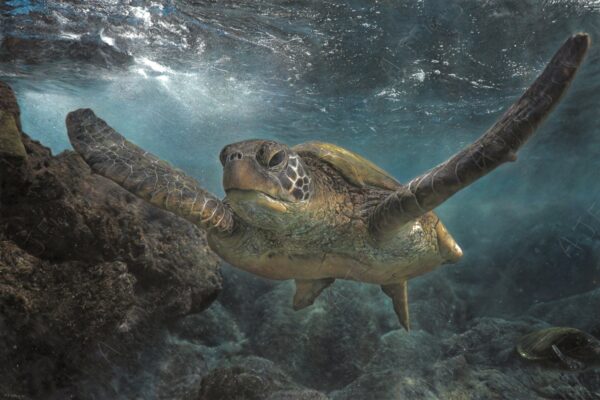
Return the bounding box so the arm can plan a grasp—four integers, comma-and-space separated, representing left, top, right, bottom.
0, 81, 221, 398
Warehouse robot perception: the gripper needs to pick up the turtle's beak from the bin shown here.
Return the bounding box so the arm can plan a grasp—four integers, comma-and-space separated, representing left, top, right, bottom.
224, 158, 264, 190
223, 158, 282, 200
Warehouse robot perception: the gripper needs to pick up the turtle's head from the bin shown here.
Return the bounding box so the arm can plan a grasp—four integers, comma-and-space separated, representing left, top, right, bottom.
220, 139, 313, 229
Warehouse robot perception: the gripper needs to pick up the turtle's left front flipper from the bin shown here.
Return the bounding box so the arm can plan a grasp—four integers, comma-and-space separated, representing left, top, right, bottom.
67, 109, 235, 233
369, 33, 590, 239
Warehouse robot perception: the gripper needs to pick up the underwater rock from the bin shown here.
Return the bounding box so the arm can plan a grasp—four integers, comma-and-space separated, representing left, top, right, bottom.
369, 329, 442, 372
516, 326, 600, 370
223, 268, 470, 392
221, 268, 470, 392
0, 81, 26, 182
0, 35, 133, 68
266, 390, 329, 400
175, 301, 244, 347
330, 369, 438, 400
218, 265, 279, 324
247, 281, 384, 391
528, 288, 600, 332
0, 137, 223, 322
409, 271, 469, 334
0, 91, 222, 319
153, 339, 209, 400
437, 318, 600, 399
329, 330, 441, 399
198, 356, 327, 400
69, 330, 211, 400
171, 300, 249, 369
0, 81, 221, 397
330, 317, 600, 399
0, 240, 136, 398
442, 317, 547, 367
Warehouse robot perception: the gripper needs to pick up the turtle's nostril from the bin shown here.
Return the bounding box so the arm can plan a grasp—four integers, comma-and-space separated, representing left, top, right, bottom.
227, 151, 243, 163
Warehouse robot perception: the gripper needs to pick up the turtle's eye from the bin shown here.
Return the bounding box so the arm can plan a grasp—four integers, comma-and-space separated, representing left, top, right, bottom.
268, 150, 286, 168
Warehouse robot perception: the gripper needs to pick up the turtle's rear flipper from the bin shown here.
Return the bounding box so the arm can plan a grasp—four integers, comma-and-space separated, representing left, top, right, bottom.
552, 344, 585, 370
67, 109, 235, 234
382, 281, 410, 331
293, 278, 334, 310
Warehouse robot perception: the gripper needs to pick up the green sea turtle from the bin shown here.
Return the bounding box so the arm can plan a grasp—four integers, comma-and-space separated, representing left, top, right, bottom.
67, 34, 589, 331
517, 327, 600, 369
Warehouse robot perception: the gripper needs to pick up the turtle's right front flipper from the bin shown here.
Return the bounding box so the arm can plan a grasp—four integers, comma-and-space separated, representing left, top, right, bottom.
369, 33, 590, 239
67, 109, 235, 234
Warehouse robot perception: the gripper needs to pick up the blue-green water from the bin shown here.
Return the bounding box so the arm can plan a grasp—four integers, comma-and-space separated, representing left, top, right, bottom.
2, 1, 600, 398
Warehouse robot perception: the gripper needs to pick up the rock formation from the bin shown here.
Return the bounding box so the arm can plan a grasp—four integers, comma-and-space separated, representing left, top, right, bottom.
0, 81, 221, 398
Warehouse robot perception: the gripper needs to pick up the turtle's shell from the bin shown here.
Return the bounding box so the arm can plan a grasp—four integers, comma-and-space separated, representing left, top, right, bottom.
517, 327, 600, 361
293, 141, 401, 190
